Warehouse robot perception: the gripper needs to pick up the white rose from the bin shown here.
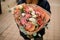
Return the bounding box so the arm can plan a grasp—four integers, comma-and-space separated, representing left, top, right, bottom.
29, 18, 36, 23
32, 15, 37, 18
18, 5, 23, 9
22, 13, 25, 16
32, 11, 35, 15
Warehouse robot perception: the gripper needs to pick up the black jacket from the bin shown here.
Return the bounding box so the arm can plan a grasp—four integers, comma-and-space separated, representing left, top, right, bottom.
17, 0, 51, 13
16, 0, 51, 39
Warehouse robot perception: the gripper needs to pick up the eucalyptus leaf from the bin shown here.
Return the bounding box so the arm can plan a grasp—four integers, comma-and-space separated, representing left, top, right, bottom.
19, 26, 27, 35
33, 33, 37, 36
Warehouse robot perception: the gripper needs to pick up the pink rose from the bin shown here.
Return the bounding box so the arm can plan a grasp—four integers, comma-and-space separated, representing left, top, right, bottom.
25, 13, 31, 19
24, 7, 29, 14
37, 18, 43, 25
20, 18, 27, 25
36, 11, 41, 16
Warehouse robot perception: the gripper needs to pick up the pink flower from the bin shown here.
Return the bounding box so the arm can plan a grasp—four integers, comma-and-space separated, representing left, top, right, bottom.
25, 13, 31, 19
25, 9, 29, 13
36, 11, 41, 16
20, 18, 27, 25
37, 18, 43, 25
25, 22, 31, 29
24, 7, 30, 14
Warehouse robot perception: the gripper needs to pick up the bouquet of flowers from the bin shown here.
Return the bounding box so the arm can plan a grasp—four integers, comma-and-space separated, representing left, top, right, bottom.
11, 3, 50, 38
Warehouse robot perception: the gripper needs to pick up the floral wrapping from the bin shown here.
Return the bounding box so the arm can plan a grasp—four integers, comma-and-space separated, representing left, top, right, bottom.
11, 4, 50, 38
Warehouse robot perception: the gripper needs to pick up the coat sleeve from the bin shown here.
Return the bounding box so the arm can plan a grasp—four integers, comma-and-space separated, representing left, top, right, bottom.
17, 0, 25, 5
38, 0, 51, 13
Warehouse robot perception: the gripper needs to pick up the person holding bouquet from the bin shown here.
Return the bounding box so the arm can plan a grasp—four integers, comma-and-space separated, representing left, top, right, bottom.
16, 0, 51, 40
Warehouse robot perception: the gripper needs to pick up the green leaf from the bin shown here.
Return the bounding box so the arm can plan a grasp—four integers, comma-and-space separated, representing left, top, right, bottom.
33, 33, 37, 36
20, 8, 24, 13
19, 26, 27, 35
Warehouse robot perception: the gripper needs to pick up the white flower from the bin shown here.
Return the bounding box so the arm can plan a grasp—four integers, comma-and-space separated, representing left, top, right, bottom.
32, 15, 37, 18
22, 13, 25, 16
29, 18, 36, 23
30, 11, 37, 18
29, 7, 36, 16
18, 5, 23, 9
31, 11, 35, 15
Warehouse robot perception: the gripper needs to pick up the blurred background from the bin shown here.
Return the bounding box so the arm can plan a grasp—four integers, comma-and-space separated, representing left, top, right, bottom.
0, 0, 60, 40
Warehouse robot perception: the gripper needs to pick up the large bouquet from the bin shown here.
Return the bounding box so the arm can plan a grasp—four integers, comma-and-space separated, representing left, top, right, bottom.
11, 4, 50, 38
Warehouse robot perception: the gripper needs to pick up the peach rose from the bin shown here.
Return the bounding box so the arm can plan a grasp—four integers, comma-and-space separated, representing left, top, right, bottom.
25, 22, 35, 32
